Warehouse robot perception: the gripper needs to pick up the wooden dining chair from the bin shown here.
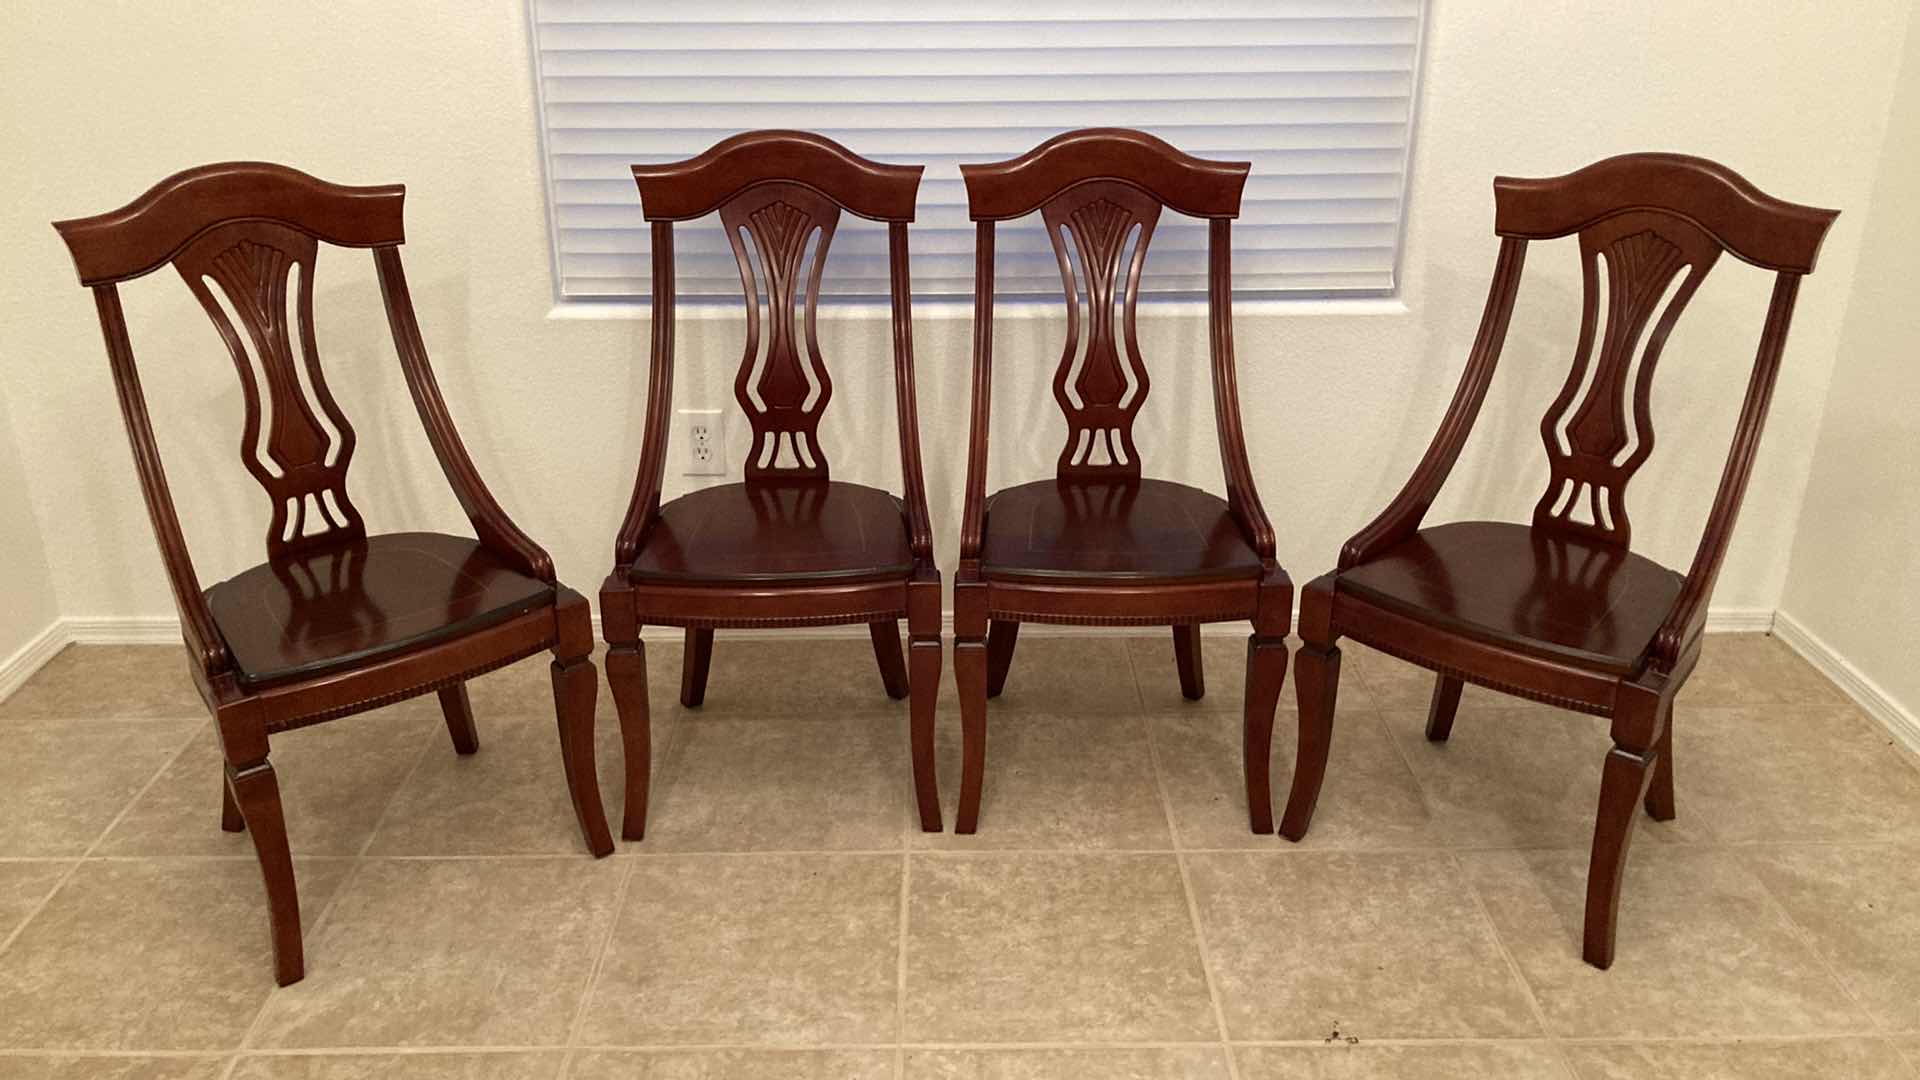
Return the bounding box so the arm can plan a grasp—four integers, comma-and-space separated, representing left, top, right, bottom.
1278, 153, 1838, 968
952, 129, 1293, 834
52, 163, 616, 985
599, 131, 942, 837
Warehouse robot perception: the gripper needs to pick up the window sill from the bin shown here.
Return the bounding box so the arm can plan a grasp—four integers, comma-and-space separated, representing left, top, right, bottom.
544, 295, 1409, 322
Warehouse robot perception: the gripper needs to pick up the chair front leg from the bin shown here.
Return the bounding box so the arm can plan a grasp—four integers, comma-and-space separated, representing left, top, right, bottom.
954, 580, 990, 834
1583, 679, 1669, 969
871, 620, 911, 700
438, 683, 480, 755
551, 589, 614, 858
908, 577, 943, 832
604, 640, 652, 842
1243, 632, 1287, 834
223, 749, 302, 985
1645, 701, 1675, 821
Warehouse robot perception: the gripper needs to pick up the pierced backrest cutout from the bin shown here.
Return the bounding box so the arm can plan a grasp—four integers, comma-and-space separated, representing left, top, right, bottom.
721, 183, 839, 479
962, 129, 1250, 484
1531, 210, 1722, 545
1042, 182, 1161, 478
176, 220, 365, 555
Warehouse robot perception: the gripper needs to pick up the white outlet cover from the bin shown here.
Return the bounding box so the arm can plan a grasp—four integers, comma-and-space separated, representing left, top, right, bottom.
680, 408, 726, 476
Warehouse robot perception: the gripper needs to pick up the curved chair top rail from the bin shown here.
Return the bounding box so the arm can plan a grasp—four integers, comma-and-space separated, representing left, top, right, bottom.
1493, 152, 1839, 273
960, 128, 1249, 221
53, 162, 407, 286
630, 130, 922, 223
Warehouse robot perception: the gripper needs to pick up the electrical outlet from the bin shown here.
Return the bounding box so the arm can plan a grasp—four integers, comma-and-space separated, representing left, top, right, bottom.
681, 408, 726, 476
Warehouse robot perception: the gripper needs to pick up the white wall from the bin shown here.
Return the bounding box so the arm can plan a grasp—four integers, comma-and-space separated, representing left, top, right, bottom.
0, 392, 58, 667
0, 2, 1909, 636
1781, 10, 1920, 721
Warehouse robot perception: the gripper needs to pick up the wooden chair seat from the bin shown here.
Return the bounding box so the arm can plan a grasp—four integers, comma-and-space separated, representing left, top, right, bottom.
628, 481, 912, 585
207, 532, 554, 688
1338, 521, 1682, 675
981, 478, 1263, 584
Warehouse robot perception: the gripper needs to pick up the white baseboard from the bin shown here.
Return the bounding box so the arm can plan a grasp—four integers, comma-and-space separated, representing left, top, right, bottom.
0, 621, 69, 702
61, 615, 186, 646
1772, 609, 1920, 756
1702, 607, 1776, 634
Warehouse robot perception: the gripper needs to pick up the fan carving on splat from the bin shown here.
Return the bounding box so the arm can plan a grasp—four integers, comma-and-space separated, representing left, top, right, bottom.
177, 221, 365, 557
722, 187, 838, 480
1533, 219, 1721, 546
1043, 184, 1162, 479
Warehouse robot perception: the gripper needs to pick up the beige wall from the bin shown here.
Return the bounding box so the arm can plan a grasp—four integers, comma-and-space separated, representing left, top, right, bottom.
0, 2, 1909, 642
0, 393, 57, 665
1781, 11, 1920, 720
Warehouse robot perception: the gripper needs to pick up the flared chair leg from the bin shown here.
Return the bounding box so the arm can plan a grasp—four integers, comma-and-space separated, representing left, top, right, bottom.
681, 627, 714, 707
1243, 634, 1287, 833
985, 619, 1019, 698
1425, 674, 1463, 742
1644, 704, 1676, 821
227, 759, 302, 986
551, 650, 615, 859
871, 620, 910, 700
955, 585, 990, 834
605, 641, 652, 842
909, 636, 943, 832
1280, 640, 1341, 841
1175, 624, 1206, 701
1583, 684, 1668, 968
438, 683, 480, 755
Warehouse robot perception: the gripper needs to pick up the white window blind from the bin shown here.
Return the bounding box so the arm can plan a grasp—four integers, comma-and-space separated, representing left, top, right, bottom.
528, 1, 1425, 302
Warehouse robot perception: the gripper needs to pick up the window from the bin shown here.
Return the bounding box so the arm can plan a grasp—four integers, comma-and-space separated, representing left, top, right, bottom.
528, 1, 1425, 303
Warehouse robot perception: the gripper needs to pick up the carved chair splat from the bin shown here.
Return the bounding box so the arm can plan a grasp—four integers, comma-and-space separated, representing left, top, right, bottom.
954, 129, 1292, 835
53, 162, 616, 986
600, 131, 942, 837
1278, 152, 1838, 969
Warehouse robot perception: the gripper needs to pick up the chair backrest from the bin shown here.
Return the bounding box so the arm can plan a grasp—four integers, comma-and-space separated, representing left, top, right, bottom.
54, 162, 406, 559
630, 130, 923, 482
1491, 153, 1839, 547
961, 128, 1249, 481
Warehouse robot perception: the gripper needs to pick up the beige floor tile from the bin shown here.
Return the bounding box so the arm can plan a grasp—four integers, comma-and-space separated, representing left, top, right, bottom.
569, 1049, 894, 1079
646, 714, 908, 852
0, 861, 73, 941
939, 636, 1145, 715
579, 854, 900, 1046
1127, 632, 1252, 713
1186, 852, 1540, 1040
1671, 705, 1920, 842
0, 1055, 232, 1079
1460, 846, 1859, 1038
99, 717, 434, 857
1680, 633, 1849, 707
0, 645, 205, 720
1744, 844, 1920, 1030
674, 636, 906, 718
1154, 708, 1432, 851
0, 858, 352, 1050
247, 857, 624, 1049
914, 714, 1171, 850
230, 1052, 562, 1079
903, 853, 1216, 1043
1382, 704, 1698, 850
904, 1047, 1231, 1079
1561, 1038, 1917, 1079
1235, 1042, 1569, 1079
364, 712, 638, 856
0, 722, 199, 856
1339, 642, 1507, 713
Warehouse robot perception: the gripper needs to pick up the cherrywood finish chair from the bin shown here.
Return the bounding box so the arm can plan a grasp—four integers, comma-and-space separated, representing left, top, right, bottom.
52, 163, 615, 985
600, 132, 942, 836
953, 129, 1293, 834
1279, 153, 1837, 968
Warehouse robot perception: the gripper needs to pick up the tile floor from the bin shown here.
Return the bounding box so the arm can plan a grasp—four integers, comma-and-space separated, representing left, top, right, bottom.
0, 633, 1916, 1078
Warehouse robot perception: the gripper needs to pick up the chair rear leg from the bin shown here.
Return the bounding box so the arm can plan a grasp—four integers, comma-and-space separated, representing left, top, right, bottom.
1174, 624, 1206, 701
680, 628, 714, 707
221, 770, 245, 832
605, 641, 652, 842
870, 620, 910, 700
1280, 641, 1341, 841
1425, 674, 1463, 742
1243, 634, 1287, 833
1644, 701, 1676, 821
985, 619, 1019, 698
438, 683, 480, 755
551, 653, 614, 857
227, 759, 302, 985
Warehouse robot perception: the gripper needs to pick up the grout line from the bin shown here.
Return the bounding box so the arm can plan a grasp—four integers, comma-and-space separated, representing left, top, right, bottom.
895, 850, 912, 1080
1449, 851, 1568, 1068
558, 855, 639, 1076
1737, 846, 1895, 1036
1143, 698, 1244, 1080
